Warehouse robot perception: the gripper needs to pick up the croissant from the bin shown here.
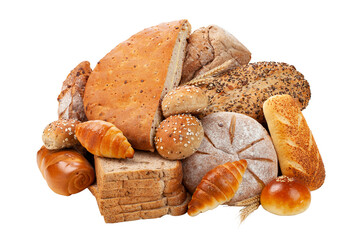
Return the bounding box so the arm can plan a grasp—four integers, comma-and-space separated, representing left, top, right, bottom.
75, 120, 134, 159
37, 146, 95, 196
187, 159, 247, 216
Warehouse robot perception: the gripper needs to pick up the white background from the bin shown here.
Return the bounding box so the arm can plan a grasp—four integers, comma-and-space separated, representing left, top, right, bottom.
1, 0, 360, 239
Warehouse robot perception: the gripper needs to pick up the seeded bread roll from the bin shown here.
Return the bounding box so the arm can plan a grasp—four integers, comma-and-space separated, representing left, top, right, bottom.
187, 62, 311, 124
154, 114, 204, 160
161, 85, 208, 118
42, 119, 80, 150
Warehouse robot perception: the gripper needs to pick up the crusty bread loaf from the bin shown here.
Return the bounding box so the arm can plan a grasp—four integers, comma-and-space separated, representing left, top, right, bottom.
42, 119, 80, 150
181, 25, 251, 84
154, 114, 204, 160
57, 61, 91, 122
182, 112, 278, 205
263, 95, 325, 191
95, 151, 182, 182
187, 62, 311, 124
83, 20, 191, 151
161, 85, 208, 118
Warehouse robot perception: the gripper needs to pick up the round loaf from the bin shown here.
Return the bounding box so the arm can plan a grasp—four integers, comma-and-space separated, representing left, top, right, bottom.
161, 86, 208, 118
154, 114, 204, 160
42, 119, 80, 150
182, 112, 278, 205
260, 176, 311, 216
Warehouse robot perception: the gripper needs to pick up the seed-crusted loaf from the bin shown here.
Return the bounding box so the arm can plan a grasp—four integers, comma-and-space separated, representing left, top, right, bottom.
95, 151, 182, 183
83, 20, 191, 151
186, 62, 311, 124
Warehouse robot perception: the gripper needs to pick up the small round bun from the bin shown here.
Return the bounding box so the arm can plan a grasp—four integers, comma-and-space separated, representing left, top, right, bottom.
154, 114, 204, 160
260, 176, 311, 216
42, 119, 80, 150
161, 86, 208, 118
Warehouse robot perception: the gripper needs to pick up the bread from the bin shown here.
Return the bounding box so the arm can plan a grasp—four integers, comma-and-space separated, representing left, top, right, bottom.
263, 94, 325, 190
37, 146, 95, 196
186, 62, 311, 124
83, 20, 191, 151
57, 61, 91, 122
102, 194, 191, 223
42, 119, 80, 150
181, 25, 251, 84
89, 184, 187, 208
94, 151, 182, 182
75, 120, 134, 159
188, 159, 247, 216
182, 112, 278, 205
161, 85, 208, 118
260, 176, 311, 216
154, 114, 204, 160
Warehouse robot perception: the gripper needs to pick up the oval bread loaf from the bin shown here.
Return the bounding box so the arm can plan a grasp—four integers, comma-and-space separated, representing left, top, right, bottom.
42, 119, 80, 150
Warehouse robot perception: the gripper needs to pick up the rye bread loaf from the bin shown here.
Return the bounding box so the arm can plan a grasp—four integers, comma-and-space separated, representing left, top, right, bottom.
182, 112, 278, 205
102, 194, 191, 223
94, 151, 182, 183
186, 62, 311, 124
83, 20, 191, 151
57, 61, 91, 122
263, 95, 325, 190
181, 25, 251, 84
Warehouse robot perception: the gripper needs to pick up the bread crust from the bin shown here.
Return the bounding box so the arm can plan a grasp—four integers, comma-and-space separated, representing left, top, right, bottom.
263, 95, 325, 190
83, 20, 191, 151
42, 119, 80, 150
187, 62, 311, 124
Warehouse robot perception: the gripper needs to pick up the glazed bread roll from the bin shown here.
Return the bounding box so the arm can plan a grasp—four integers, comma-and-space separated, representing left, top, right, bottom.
187, 62, 311, 124
154, 114, 204, 160
75, 120, 134, 159
263, 95, 325, 190
42, 119, 80, 150
37, 146, 95, 196
161, 85, 208, 118
188, 159, 247, 216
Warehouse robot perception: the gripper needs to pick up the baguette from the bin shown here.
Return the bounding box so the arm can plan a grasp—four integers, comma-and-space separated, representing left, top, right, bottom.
263, 95, 325, 190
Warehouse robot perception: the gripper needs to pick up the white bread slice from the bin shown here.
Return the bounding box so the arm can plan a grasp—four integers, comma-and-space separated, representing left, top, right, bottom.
83, 20, 191, 151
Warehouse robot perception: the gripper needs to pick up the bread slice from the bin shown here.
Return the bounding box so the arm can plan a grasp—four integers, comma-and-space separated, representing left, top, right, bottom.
263, 94, 325, 190
95, 151, 182, 182
84, 20, 191, 151
102, 194, 191, 223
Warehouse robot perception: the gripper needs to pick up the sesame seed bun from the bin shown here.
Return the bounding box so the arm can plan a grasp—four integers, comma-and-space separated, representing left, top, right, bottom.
154, 114, 204, 160
42, 119, 80, 150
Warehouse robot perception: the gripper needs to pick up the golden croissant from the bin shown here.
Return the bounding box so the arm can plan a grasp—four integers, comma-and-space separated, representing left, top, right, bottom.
187, 159, 247, 216
75, 120, 134, 159
37, 146, 95, 196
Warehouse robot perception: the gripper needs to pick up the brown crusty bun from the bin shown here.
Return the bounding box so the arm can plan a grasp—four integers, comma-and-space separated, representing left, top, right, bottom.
154, 114, 204, 160
83, 20, 191, 152
42, 119, 80, 150
161, 85, 208, 118
263, 94, 325, 191
187, 62, 311, 124
260, 176, 311, 216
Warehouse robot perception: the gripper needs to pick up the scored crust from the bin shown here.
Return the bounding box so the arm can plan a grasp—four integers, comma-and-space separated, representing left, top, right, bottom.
182, 112, 278, 205
83, 20, 191, 151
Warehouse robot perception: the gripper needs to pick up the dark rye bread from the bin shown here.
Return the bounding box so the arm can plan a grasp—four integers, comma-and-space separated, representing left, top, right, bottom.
83, 20, 191, 151
186, 62, 311, 124
95, 151, 182, 183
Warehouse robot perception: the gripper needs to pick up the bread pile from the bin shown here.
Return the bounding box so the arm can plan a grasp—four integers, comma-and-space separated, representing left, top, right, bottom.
37, 19, 326, 224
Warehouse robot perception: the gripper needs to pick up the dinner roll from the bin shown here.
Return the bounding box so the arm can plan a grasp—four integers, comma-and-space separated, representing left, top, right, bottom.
42, 119, 80, 150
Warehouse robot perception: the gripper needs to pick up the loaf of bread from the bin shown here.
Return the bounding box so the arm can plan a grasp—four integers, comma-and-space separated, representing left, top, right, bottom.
83, 20, 191, 151
37, 146, 95, 196
263, 95, 325, 190
57, 61, 92, 122
154, 114, 204, 160
75, 120, 134, 159
42, 119, 80, 150
187, 62, 311, 124
182, 112, 278, 205
161, 85, 208, 118
181, 25, 251, 84
188, 159, 247, 216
